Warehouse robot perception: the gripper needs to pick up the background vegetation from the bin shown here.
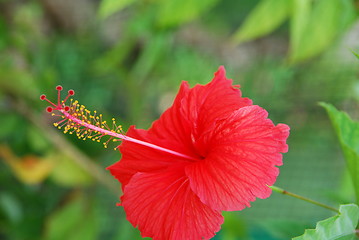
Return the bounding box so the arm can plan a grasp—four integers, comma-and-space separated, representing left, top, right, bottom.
0, 0, 358, 239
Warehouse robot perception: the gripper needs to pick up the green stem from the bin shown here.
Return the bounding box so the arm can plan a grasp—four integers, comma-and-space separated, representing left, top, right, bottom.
270, 186, 339, 213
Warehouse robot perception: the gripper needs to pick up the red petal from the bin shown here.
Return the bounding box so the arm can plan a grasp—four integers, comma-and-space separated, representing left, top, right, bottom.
186, 106, 290, 211
183, 66, 252, 135
107, 125, 191, 188
122, 168, 223, 240
150, 66, 252, 158
148, 82, 199, 158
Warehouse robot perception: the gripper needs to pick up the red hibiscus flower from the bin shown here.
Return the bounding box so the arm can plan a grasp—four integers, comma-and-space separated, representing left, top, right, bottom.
107, 66, 289, 240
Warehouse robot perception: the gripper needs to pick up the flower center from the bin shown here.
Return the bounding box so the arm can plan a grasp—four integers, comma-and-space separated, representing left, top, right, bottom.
40, 86, 197, 161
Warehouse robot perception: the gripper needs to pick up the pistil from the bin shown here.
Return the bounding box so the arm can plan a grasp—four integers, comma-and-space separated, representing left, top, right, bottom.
41, 86, 197, 161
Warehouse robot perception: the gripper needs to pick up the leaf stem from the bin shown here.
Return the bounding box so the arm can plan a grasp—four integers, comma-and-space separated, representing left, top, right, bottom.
270, 186, 339, 213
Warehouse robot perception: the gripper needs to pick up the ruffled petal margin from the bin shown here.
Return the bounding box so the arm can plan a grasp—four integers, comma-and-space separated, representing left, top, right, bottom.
121, 168, 223, 240
186, 106, 290, 211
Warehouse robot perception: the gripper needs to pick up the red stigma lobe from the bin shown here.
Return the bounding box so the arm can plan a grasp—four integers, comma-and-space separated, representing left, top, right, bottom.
40, 85, 74, 112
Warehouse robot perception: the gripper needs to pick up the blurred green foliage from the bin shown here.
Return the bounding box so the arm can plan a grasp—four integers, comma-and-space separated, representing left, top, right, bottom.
234, 0, 358, 63
0, 0, 358, 240
233, 0, 291, 44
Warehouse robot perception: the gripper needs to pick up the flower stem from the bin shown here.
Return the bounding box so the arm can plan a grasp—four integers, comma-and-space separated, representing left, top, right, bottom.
270, 186, 339, 213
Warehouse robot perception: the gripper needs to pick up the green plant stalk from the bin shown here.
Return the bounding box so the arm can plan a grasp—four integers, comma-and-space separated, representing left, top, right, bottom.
270, 186, 339, 213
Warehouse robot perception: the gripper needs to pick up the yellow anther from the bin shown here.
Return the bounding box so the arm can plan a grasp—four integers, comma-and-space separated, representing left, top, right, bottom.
50, 98, 125, 150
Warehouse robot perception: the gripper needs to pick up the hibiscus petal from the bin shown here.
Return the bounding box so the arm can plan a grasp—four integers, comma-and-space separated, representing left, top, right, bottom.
122, 168, 223, 240
107, 125, 191, 188
150, 66, 252, 158
180, 66, 252, 143
186, 105, 290, 211
148, 82, 199, 158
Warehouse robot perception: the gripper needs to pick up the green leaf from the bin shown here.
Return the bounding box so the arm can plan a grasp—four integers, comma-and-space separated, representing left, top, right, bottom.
290, 0, 311, 60
131, 33, 169, 81
98, 0, 136, 19
45, 194, 99, 240
321, 103, 359, 204
290, 0, 356, 63
232, 0, 291, 43
221, 212, 248, 240
0, 113, 20, 139
352, 51, 359, 60
27, 127, 51, 152
157, 0, 219, 28
293, 204, 359, 240
0, 193, 23, 223
49, 154, 93, 187
113, 218, 150, 240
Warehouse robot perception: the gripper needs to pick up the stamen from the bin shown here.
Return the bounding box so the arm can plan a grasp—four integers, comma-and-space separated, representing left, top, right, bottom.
40, 86, 197, 161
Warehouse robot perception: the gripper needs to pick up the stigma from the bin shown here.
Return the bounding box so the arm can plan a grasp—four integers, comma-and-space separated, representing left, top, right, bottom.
40, 85, 123, 149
